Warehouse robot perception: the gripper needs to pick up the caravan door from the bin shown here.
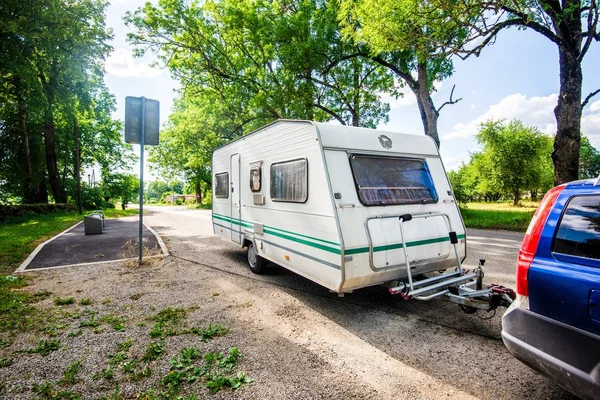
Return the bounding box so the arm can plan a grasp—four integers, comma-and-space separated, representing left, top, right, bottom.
230, 153, 241, 244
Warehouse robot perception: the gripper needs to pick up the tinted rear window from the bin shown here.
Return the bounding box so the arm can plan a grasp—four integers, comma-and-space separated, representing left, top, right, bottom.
553, 195, 600, 260
349, 155, 438, 206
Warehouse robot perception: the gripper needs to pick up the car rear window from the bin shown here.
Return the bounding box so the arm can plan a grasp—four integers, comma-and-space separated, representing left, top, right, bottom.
552, 195, 600, 260
349, 155, 438, 206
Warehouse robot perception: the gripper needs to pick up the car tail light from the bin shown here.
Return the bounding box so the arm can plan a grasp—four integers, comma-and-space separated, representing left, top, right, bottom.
516, 185, 565, 297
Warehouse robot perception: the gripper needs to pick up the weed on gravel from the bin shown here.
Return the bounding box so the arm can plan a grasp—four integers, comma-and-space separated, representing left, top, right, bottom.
25, 339, 61, 356
54, 297, 75, 306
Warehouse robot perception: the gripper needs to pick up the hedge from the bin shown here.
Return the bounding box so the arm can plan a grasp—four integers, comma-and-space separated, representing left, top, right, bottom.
0, 203, 77, 219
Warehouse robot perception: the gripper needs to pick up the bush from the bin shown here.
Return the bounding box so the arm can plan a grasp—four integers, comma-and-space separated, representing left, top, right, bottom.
81, 186, 107, 209
148, 198, 158, 204
0, 203, 76, 219
175, 199, 183, 206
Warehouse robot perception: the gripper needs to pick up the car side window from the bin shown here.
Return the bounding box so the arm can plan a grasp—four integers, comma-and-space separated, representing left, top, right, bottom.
552, 195, 600, 260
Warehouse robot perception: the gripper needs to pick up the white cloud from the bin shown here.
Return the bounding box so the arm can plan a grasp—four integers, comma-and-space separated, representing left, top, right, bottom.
380, 91, 417, 109
442, 93, 558, 139
105, 48, 163, 78
470, 104, 479, 110
589, 99, 600, 113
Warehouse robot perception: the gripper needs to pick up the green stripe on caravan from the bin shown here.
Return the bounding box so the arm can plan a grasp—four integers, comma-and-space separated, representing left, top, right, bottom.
345, 234, 467, 255
212, 213, 340, 251
212, 214, 465, 256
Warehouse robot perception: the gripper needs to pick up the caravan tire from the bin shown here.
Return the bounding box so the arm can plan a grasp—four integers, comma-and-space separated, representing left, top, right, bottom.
247, 242, 267, 274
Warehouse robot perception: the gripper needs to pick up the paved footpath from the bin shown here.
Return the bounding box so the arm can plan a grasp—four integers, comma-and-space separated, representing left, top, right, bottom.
20, 217, 164, 270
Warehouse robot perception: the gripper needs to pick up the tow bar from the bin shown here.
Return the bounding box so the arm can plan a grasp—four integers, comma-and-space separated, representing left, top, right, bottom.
388, 259, 516, 317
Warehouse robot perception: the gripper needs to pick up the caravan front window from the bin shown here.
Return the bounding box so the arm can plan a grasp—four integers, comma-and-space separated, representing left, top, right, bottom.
270, 159, 308, 203
350, 155, 438, 206
215, 172, 229, 198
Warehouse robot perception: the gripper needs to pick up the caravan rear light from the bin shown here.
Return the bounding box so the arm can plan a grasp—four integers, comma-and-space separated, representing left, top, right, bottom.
515, 185, 565, 297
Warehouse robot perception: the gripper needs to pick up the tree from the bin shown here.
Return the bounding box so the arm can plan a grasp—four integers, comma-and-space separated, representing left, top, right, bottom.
125, 0, 394, 129
0, 0, 133, 205
476, 120, 552, 205
339, 0, 464, 147
420, 0, 600, 183
100, 173, 140, 209
580, 135, 600, 179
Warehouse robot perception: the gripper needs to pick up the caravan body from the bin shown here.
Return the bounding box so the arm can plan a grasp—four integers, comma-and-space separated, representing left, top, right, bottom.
212, 120, 466, 293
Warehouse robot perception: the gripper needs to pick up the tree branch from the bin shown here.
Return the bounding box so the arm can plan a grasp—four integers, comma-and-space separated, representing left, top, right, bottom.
313, 103, 346, 125
582, 88, 600, 109
370, 56, 418, 90
436, 85, 463, 113
579, 0, 599, 61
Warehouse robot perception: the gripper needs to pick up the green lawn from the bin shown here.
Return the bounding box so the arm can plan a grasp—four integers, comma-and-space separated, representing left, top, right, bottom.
459, 202, 538, 232
0, 209, 138, 273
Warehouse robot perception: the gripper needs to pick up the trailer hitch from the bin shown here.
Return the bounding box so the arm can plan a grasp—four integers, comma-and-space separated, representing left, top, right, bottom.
388, 258, 516, 316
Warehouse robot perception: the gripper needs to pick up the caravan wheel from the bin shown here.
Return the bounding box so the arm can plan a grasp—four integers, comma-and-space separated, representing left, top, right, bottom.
247, 242, 267, 274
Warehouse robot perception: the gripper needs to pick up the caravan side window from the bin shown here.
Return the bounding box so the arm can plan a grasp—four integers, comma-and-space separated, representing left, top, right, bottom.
250, 162, 262, 192
215, 172, 229, 198
350, 155, 438, 206
270, 159, 308, 203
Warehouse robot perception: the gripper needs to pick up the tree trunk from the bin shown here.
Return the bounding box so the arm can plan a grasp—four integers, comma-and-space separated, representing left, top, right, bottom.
414, 61, 440, 148
195, 182, 202, 204
16, 89, 34, 203
352, 58, 360, 127
40, 65, 66, 203
551, 3, 583, 185
43, 106, 65, 203
513, 188, 520, 206
74, 118, 83, 214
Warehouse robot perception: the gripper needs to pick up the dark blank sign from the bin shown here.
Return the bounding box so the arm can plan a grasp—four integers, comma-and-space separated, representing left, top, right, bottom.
124, 96, 160, 145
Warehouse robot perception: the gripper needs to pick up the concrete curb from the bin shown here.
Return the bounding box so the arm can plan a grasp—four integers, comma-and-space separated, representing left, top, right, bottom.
15, 221, 83, 273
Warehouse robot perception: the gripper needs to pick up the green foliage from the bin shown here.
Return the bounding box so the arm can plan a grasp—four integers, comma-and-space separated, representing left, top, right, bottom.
452, 119, 554, 205
188, 324, 229, 342
59, 361, 82, 385
0, 0, 135, 204
148, 307, 188, 338
142, 341, 164, 362
79, 298, 93, 306
54, 297, 76, 306
100, 173, 140, 207
580, 135, 600, 179
26, 339, 61, 356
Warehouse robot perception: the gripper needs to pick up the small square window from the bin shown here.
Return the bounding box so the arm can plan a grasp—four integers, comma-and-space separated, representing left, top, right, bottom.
250, 163, 262, 192
215, 172, 229, 198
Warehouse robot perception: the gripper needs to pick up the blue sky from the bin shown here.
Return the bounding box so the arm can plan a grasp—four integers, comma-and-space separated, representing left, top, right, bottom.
104, 1, 600, 178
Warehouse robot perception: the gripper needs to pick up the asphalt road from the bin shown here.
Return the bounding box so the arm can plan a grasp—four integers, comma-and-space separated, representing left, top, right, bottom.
143, 206, 574, 400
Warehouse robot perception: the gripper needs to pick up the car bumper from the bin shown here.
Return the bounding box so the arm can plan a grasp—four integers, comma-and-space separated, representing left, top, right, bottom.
502, 301, 600, 400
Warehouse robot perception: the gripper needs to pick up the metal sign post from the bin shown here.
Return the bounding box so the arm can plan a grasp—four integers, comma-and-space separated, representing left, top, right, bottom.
125, 96, 159, 265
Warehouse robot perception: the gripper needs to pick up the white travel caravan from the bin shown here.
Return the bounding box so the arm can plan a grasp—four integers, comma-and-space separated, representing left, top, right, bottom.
212, 120, 513, 308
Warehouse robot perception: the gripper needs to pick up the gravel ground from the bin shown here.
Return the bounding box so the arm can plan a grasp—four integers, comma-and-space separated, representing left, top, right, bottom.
0, 207, 577, 399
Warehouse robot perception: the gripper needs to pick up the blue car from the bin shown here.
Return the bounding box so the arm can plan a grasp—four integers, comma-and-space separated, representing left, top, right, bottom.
502, 177, 600, 400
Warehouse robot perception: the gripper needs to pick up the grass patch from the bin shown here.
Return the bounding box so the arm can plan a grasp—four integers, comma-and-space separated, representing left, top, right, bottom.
26, 339, 61, 356
142, 341, 164, 362
0, 209, 139, 273
79, 298, 93, 306
459, 202, 538, 232
59, 361, 82, 385
148, 307, 188, 338
187, 324, 229, 342
54, 297, 75, 306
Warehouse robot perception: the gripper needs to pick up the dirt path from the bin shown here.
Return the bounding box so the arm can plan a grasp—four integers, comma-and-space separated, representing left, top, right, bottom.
1, 207, 574, 399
